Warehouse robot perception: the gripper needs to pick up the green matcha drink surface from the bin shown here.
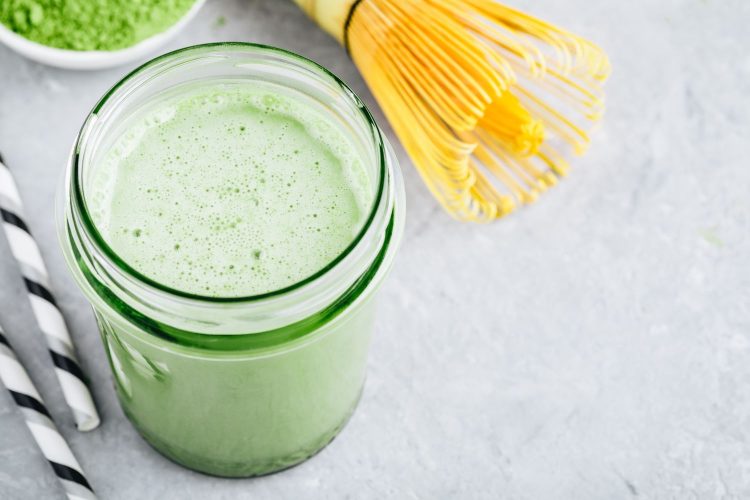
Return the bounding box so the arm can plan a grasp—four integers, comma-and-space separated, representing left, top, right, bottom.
89, 83, 371, 297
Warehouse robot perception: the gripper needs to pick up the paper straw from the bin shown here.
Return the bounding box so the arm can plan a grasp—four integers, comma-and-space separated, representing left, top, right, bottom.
0, 154, 100, 431
0, 324, 97, 500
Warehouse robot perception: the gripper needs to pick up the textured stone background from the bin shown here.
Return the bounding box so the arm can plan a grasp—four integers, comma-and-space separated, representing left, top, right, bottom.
1, 0, 748, 498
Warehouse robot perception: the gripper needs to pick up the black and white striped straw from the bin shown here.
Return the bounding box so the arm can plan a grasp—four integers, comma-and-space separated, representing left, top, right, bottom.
0, 154, 100, 431
0, 324, 96, 500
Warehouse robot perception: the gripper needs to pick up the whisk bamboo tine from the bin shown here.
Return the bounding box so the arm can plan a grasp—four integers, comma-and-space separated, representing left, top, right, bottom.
293, 0, 609, 222
376, 2, 502, 127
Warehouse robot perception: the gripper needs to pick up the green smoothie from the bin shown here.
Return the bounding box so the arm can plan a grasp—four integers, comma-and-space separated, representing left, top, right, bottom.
90, 82, 371, 296
61, 45, 402, 478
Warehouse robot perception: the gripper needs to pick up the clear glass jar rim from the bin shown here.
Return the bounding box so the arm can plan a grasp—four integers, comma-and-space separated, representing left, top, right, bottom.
72, 42, 388, 304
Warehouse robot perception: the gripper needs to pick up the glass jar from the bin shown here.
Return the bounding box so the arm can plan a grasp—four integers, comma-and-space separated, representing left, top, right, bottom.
57, 43, 405, 477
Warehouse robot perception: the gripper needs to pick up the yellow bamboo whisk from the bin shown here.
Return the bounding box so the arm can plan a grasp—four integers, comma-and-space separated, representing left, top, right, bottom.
293, 0, 610, 222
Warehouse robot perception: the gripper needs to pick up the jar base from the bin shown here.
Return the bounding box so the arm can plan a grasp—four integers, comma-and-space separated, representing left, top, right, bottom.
124, 388, 364, 478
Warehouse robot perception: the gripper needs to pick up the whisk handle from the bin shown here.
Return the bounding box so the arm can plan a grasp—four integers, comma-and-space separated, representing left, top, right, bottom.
292, 0, 358, 45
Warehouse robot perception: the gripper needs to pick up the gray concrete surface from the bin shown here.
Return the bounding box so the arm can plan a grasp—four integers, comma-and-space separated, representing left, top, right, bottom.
1, 0, 748, 498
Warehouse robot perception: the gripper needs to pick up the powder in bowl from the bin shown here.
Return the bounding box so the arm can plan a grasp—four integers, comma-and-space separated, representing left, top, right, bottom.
0, 0, 197, 51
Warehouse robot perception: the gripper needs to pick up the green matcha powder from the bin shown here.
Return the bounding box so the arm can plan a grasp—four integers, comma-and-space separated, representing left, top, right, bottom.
0, 0, 196, 51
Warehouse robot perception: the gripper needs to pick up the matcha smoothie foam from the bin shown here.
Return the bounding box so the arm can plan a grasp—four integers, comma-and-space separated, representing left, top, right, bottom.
89, 82, 372, 297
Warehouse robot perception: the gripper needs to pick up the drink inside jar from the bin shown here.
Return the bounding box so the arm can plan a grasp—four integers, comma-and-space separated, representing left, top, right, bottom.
88, 81, 372, 297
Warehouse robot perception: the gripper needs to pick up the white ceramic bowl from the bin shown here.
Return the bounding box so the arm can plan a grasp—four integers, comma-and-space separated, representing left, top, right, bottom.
0, 0, 205, 70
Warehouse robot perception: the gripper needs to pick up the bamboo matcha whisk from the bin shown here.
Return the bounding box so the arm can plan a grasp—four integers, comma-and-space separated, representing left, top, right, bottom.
293, 0, 610, 222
